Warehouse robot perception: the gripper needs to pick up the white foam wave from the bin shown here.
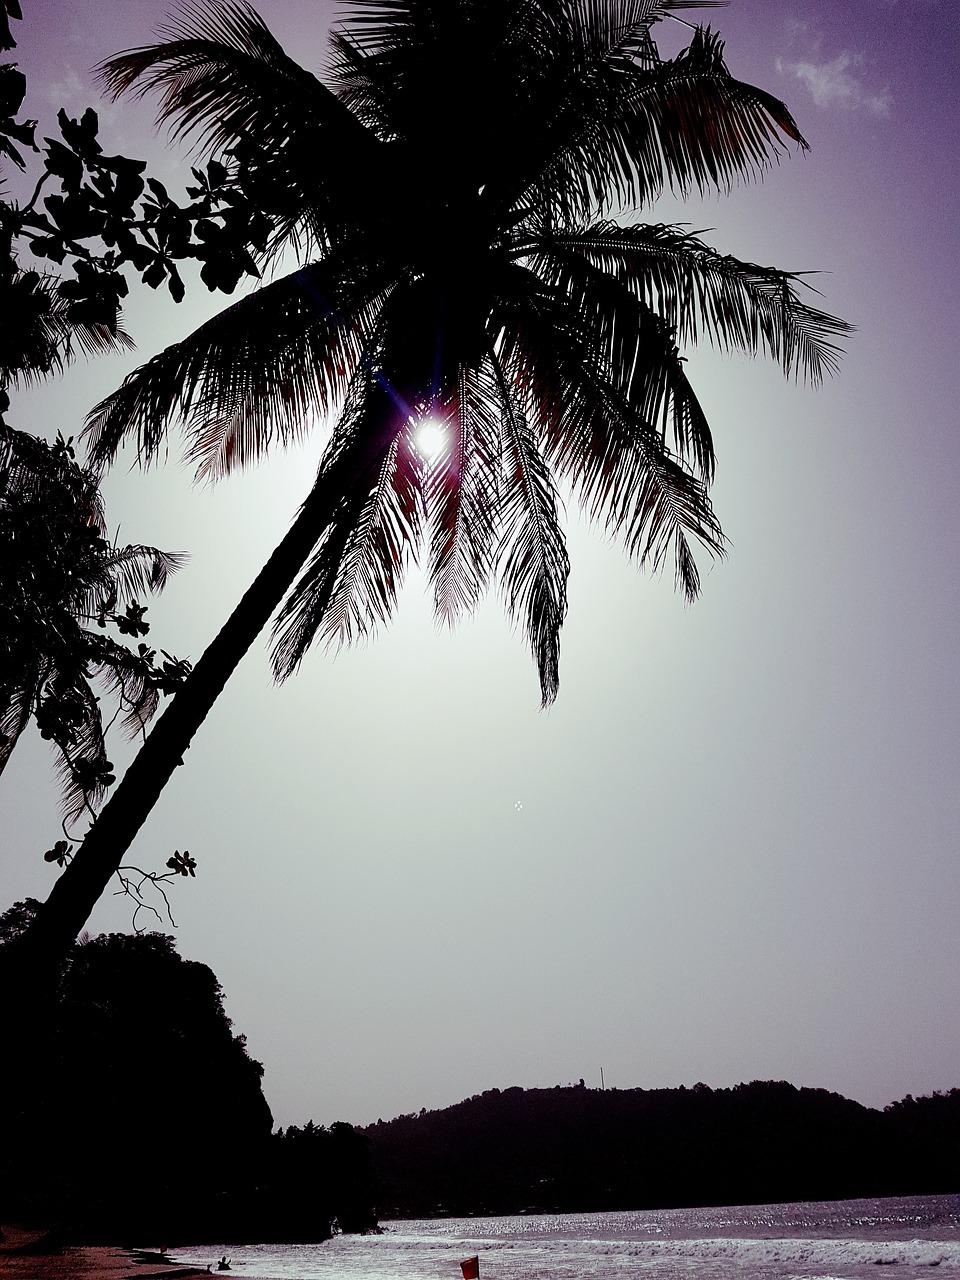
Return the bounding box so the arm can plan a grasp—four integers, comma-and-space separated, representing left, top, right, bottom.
174, 1195, 960, 1280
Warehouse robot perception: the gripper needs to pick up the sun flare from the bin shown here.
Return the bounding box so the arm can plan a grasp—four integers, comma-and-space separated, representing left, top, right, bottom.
413, 418, 448, 461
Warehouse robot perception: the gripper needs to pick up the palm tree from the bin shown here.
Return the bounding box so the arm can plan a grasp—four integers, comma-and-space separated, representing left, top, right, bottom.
20, 0, 850, 967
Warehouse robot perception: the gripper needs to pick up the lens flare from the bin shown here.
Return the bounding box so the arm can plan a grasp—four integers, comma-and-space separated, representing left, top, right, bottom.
414, 418, 448, 461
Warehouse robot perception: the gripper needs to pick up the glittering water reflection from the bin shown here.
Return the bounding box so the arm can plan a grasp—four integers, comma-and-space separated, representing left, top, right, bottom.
176, 1193, 960, 1280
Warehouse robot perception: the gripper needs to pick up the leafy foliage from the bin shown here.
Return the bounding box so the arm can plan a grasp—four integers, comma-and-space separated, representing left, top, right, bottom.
0, 5, 269, 396
10, 0, 852, 971
0, 86, 267, 350
269, 1120, 379, 1237
87, 0, 851, 705
0, 424, 190, 820
0, 6, 215, 824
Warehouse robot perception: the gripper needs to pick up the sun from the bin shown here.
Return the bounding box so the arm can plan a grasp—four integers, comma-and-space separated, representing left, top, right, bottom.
413, 417, 449, 462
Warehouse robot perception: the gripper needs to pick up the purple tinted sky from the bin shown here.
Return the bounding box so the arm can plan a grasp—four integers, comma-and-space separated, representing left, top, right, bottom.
4, 0, 959, 1128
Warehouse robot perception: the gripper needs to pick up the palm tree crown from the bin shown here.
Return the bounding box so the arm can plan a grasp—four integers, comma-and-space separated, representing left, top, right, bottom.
88, 0, 850, 705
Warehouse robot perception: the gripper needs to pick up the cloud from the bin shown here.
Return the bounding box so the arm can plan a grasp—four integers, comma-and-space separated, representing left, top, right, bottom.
42, 67, 125, 134
776, 50, 892, 117
45, 69, 86, 108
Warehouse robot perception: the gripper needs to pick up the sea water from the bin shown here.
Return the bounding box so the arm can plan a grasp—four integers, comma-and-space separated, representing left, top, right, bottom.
174, 1192, 960, 1280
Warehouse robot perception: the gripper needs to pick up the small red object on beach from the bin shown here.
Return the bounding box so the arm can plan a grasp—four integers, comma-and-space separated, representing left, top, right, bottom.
460, 1256, 480, 1279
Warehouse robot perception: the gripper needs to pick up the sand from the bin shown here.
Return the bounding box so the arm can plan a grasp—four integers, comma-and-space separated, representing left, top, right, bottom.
0, 1227, 213, 1279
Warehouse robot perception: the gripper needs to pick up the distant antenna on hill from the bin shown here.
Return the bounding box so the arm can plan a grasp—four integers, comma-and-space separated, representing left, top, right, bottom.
600, 1067, 605, 1090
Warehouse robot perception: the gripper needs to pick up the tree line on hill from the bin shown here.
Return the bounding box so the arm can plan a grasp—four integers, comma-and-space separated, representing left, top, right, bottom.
364, 1080, 960, 1218
0, 901, 377, 1243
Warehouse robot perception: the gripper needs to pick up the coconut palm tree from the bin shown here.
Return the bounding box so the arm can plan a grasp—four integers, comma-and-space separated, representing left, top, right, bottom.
21, 0, 850, 965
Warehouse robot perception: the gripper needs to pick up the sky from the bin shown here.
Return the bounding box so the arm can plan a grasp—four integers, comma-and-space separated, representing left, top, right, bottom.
3, 0, 960, 1130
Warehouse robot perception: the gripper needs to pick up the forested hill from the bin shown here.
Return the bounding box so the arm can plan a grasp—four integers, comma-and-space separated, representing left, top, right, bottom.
365, 1081, 960, 1218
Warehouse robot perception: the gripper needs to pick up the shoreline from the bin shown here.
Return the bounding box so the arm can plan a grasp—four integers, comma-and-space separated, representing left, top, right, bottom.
0, 1227, 213, 1279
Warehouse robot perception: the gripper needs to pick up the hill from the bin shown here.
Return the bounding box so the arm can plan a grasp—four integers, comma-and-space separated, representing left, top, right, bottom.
365, 1080, 960, 1218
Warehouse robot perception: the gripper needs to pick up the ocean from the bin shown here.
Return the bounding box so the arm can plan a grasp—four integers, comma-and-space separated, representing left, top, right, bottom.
173, 1193, 960, 1280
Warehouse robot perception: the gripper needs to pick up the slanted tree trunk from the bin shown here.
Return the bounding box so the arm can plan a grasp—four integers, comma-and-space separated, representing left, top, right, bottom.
17, 317, 439, 977
16, 453, 360, 974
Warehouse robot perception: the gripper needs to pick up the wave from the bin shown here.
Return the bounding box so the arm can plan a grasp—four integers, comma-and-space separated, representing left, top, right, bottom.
174, 1195, 960, 1280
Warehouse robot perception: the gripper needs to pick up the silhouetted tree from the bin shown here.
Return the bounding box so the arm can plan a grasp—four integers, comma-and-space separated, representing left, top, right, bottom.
0, 901, 274, 1240
20, 0, 849, 978
0, 425, 189, 820
266, 1121, 378, 1238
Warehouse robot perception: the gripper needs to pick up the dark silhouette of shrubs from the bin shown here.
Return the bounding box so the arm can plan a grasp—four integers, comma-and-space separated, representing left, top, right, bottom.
265, 1121, 378, 1239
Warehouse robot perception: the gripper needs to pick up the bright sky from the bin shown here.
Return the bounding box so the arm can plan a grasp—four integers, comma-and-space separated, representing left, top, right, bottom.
4, 0, 959, 1129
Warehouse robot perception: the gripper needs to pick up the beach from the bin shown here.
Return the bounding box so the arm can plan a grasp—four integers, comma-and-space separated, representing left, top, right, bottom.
0, 1227, 209, 1279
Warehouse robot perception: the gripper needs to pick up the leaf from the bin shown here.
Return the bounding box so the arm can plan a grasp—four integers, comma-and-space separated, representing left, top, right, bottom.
42, 137, 83, 190
494, 365, 569, 707
0, 62, 26, 117
58, 105, 102, 160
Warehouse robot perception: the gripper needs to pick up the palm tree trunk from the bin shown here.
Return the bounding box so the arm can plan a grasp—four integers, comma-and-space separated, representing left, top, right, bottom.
18, 463, 355, 972
17, 313, 439, 976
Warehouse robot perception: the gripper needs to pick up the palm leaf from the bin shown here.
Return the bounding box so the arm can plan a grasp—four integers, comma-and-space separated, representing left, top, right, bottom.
495, 272, 722, 602
549, 220, 854, 382
492, 355, 569, 707
0, 683, 31, 779
50, 673, 110, 823
94, 636, 162, 742
83, 259, 387, 476
491, 13, 806, 226
610, 26, 808, 206
271, 369, 423, 674
0, 269, 132, 389
526, 228, 717, 478
83, 545, 187, 621
98, 0, 387, 253
423, 364, 501, 625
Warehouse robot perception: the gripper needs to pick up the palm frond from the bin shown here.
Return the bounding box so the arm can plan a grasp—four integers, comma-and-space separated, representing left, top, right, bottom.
496, 275, 722, 602
93, 637, 162, 742
492, 355, 569, 707
0, 684, 32, 779
99, 0, 336, 151
611, 27, 808, 206
550, 220, 853, 382
490, 14, 806, 226
98, 0, 386, 252
86, 545, 187, 617
83, 260, 384, 476
50, 675, 110, 823
424, 364, 501, 625
525, 229, 717, 478
0, 268, 132, 389
271, 371, 424, 675
317, 431, 422, 644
